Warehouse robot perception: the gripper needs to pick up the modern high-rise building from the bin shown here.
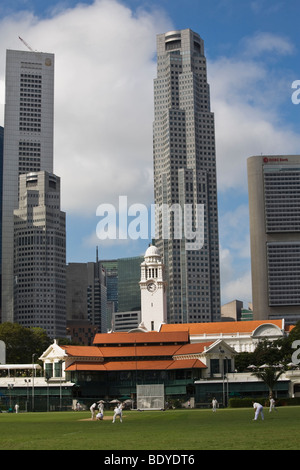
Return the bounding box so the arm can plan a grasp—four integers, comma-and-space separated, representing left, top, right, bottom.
247, 155, 300, 324
66, 258, 107, 333
14, 171, 66, 337
2, 49, 54, 323
102, 256, 143, 314
153, 29, 220, 323
117, 256, 143, 312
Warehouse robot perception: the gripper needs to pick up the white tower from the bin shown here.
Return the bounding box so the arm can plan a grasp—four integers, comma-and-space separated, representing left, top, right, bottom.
140, 245, 167, 331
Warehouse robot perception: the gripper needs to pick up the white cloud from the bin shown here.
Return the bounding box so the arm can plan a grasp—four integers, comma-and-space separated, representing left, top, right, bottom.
220, 245, 252, 305
222, 270, 252, 305
242, 32, 295, 58
0, 0, 172, 216
208, 35, 300, 193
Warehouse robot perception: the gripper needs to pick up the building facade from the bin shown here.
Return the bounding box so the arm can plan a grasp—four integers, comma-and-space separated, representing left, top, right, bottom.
2, 49, 54, 322
153, 29, 220, 324
37, 319, 299, 407
13, 172, 66, 338
117, 256, 143, 313
66, 258, 107, 334
247, 155, 300, 324
112, 311, 141, 332
160, 319, 290, 353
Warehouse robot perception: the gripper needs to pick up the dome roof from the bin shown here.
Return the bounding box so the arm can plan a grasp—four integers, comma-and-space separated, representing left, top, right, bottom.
144, 244, 161, 258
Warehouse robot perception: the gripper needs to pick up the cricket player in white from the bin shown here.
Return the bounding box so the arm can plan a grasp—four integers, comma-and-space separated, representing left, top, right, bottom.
112, 403, 123, 423
252, 402, 264, 420
212, 397, 218, 412
90, 403, 97, 420
269, 396, 277, 412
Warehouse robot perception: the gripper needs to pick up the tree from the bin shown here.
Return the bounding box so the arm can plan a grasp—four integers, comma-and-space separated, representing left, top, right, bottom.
0, 322, 51, 363
251, 365, 286, 396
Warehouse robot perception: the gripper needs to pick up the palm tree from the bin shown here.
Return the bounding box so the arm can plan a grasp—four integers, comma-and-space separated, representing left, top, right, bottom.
251, 365, 286, 397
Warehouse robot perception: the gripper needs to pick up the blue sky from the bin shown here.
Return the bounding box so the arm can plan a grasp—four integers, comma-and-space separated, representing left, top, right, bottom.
0, 0, 299, 306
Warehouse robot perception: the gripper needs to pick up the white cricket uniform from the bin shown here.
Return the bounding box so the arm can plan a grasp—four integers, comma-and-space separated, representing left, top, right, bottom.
112, 404, 123, 423
90, 403, 97, 419
253, 402, 264, 420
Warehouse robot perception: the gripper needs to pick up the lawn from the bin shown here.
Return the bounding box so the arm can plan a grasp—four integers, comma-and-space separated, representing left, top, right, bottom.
0, 407, 299, 451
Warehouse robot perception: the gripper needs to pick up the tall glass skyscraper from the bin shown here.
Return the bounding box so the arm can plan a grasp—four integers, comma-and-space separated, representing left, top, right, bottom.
153, 29, 220, 323
2, 49, 54, 322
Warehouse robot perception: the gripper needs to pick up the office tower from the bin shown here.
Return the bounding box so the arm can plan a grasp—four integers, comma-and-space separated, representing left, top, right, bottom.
117, 256, 143, 312
2, 49, 54, 322
101, 259, 118, 315
66, 258, 107, 333
14, 172, 66, 337
248, 155, 300, 324
101, 256, 143, 314
153, 29, 220, 323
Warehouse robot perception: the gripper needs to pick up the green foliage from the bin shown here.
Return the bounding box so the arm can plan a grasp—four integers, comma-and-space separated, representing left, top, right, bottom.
229, 397, 300, 408
250, 366, 285, 395
229, 398, 257, 408
235, 321, 300, 372
0, 322, 51, 363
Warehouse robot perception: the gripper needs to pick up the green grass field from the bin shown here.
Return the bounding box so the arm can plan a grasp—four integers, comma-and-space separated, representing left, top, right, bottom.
0, 407, 299, 451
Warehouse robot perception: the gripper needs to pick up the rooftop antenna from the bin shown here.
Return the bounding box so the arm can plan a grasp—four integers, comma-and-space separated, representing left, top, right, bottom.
18, 36, 35, 52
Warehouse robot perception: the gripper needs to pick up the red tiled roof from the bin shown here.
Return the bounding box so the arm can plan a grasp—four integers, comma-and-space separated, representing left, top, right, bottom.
160, 319, 285, 334
93, 330, 189, 345
168, 359, 206, 369
98, 345, 182, 357
174, 342, 214, 356
60, 346, 103, 357
65, 359, 206, 372
65, 361, 106, 371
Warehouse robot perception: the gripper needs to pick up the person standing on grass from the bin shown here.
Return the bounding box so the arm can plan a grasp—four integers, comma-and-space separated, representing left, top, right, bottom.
98, 402, 104, 414
90, 403, 97, 420
252, 401, 264, 421
112, 403, 123, 423
212, 397, 218, 412
269, 396, 278, 413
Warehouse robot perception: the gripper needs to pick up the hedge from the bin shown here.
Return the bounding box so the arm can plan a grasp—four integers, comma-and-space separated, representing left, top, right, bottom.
229, 397, 300, 408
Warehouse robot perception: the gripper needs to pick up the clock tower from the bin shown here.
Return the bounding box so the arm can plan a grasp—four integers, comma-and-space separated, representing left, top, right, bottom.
140, 244, 167, 331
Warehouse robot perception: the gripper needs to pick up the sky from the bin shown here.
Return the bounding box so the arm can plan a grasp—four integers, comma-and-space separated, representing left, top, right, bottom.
0, 0, 300, 308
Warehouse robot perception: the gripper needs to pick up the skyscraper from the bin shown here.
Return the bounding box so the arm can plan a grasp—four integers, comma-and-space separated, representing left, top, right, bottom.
153, 29, 220, 323
14, 172, 66, 337
2, 49, 54, 322
247, 155, 300, 324
66, 258, 107, 333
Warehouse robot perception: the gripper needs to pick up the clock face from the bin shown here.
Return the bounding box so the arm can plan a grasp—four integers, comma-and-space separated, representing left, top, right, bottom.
147, 282, 156, 292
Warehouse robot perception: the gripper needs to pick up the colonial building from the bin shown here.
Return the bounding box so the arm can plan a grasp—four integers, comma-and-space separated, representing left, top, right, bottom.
40, 330, 235, 405
159, 319, 291, 352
